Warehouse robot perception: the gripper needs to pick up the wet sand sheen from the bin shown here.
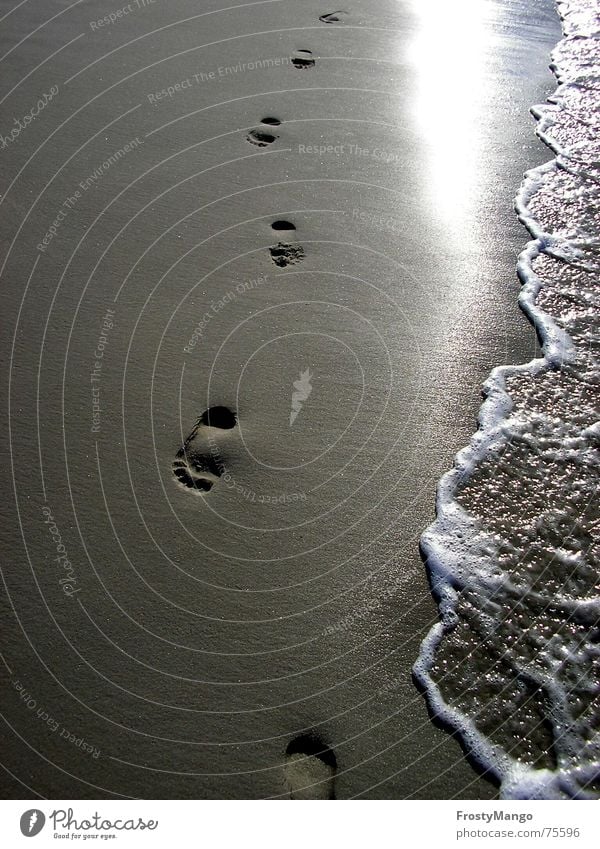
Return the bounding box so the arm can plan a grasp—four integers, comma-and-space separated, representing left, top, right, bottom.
0, 0, 561, 798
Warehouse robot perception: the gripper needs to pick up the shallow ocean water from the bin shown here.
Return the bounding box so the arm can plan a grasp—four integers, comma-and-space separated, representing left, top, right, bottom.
1, 0, 565, 799
416, 0, 600, 800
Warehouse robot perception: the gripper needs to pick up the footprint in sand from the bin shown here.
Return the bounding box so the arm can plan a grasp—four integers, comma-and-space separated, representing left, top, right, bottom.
292, 49, 316, 70
172, 406, 236, 494
284, 734, 337, 799
246, 128, 278, 147
246, 117, 283, 148
319, 11, 348, 23
269, 241, 305, 267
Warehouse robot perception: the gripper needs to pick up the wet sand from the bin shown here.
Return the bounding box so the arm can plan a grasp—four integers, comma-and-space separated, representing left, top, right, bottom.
1, 0, 561, 798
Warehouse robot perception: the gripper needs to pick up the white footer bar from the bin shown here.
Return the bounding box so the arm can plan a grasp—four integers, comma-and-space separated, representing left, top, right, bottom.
0, 799, 596, 848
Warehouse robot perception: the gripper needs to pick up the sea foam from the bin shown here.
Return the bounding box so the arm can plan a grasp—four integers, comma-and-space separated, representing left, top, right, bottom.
414, 0, 600, 799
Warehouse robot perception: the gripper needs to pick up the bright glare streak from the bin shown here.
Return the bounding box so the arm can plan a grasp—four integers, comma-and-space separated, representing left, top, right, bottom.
408, 0, 490, 237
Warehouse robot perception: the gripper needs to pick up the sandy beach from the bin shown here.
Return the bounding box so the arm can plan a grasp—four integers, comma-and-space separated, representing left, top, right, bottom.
1, 0, 563, 799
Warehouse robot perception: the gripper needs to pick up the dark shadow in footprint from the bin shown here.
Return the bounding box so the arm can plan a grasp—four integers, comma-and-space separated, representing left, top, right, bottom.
284, 734, 337, 799
271, 220, 296, 232
172, 407, 236, 494
200, 406, 237, 429
246, 128, 278, 147
319, 11, 348, 23
292, 49, 316, 69
261, 116, 281, 126
270, 242, 305, 268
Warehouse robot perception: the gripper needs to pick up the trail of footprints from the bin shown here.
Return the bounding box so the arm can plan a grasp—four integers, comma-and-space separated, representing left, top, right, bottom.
176, 10, 351, 497
242, 13, 348, 268
245, 118, 306, 267
174, 14, 345, 797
